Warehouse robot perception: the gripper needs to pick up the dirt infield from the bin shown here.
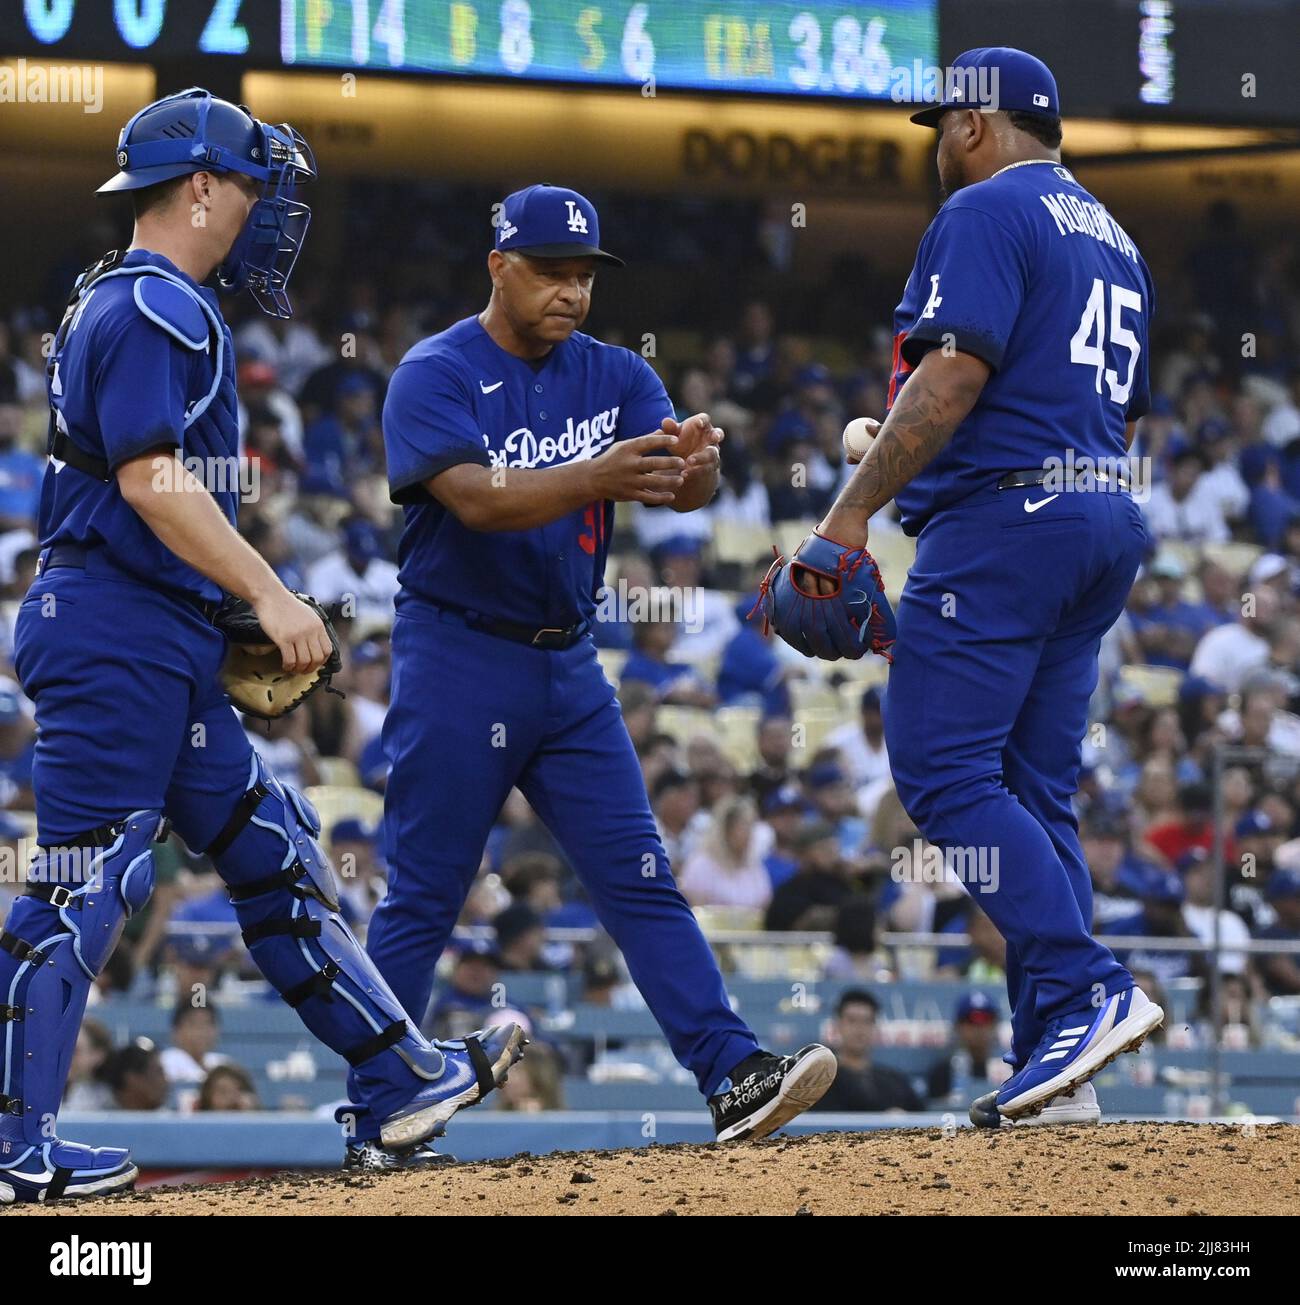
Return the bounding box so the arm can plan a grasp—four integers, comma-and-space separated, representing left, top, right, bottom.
7, 1122, 1298, 1216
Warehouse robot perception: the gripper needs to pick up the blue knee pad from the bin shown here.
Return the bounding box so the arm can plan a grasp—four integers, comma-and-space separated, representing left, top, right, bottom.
207, 755, 444, 1118
1, 811, 162, 1147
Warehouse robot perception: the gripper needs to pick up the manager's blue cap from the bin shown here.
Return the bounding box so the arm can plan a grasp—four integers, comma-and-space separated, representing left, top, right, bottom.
910, 47, 1059, 127
494, 183, 624, 267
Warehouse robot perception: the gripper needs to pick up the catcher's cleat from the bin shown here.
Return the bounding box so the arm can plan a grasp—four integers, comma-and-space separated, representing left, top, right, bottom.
379, 1023, 527, 1149
970, 1079, 1101, 1128
709, 1044, 838, 1143
344, 1138, 457, 1171
996, 987, 1163, 1121
0, 1139, 138, 1205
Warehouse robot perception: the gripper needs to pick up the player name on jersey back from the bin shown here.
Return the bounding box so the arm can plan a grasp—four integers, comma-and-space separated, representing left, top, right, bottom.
1038, 186, 1141, 264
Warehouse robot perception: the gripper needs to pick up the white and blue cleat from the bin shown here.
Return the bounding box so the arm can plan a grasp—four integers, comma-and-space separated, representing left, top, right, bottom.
0, 1139, 139, 1205
996, 986, 1163, 1122
379, 1022, 527, 1150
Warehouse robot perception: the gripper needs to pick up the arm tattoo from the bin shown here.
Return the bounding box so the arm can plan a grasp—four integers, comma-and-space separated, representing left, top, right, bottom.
833, 360, 984, 522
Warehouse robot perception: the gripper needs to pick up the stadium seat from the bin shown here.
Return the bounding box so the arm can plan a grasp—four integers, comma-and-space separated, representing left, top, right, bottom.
1116, 663, 1184, 708
305, 785, 384, 841
597, 648, 628, 682
1203, 540, 1264, 579
714, 705, 762, 769
314, 756, 360, 788
713, 519, 776, 568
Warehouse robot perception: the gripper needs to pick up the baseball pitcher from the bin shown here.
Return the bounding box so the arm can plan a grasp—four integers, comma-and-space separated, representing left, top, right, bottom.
763, 49, 1164, 1125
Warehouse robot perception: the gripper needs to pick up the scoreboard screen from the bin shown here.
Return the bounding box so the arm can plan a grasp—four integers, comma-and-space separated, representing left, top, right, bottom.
279, 1, 939, 98
1, 1, 937, 99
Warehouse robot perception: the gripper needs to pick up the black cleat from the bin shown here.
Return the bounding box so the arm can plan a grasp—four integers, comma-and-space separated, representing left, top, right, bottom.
344, 1138, 457, 1171
709, 1044, 837, 1142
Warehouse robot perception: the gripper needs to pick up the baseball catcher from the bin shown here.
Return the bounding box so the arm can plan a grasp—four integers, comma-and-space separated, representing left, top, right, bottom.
0, 89, 523, 1205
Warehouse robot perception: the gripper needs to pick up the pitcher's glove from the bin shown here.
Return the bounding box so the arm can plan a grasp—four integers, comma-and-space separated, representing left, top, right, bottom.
215, 593, 343, 720
755, 531, 896, 663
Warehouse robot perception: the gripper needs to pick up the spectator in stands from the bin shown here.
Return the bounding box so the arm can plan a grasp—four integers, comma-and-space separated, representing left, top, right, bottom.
165, 881, 243, 996
236, 307, 331, 396
717, 597, 792, 716
749, 713, 796, 808
765, 821, 859, 932
1142, 781, 1219, 865
0, 359, 42, 533
1109, 866, 1203, 985
0, 676, 35, 809
810, 989, 923, 1113
765, 423, 837, 523
823, 897, 890, 982
1254, 868, 1300, 996
825, 686, 891, 789
64, 1018, 114, 1111
101, 1041, 169, 1112
621, 618, 715, 707
649, 536, 738, 664
801, 758, 867, 860
304, 516, 400, 628
758, 786, 807, 892
1143, 448, 1230, 543
1230, 810, 1282, 927
494, 1049, 563, 1112
197, 1063, 259, 1112
1191, 971, 1260, 1049
617, 680, 658, 755
651, 768, 705, 868
681, 795, 771, 911
161, 1002, 230, 1087
1082, 809, 1145, 927
339, 639, 390, 765
493, 903, 552, 972
732, 299, 775, 397
303, 370, 383, 483
1178, 848, 1251, 975
332, 818, 388, 927
1189, 583, 1277, 691
426, 938, 508, 1038
925, 991, 1005, 1102
236, 358, 304, 463
1129, 555, 1212, 669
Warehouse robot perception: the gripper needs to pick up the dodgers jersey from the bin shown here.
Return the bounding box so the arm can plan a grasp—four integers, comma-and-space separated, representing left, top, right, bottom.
43, 249, 238, 601
384, 316, 673, 627
889, 160, 1154, 535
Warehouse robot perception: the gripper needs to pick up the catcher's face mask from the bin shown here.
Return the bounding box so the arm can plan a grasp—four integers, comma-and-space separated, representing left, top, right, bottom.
99, 89, 316, 320
216, 120, 316, 320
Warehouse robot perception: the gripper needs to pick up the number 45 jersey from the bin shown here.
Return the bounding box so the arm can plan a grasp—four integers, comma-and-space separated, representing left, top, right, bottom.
888, 159, 1154, 536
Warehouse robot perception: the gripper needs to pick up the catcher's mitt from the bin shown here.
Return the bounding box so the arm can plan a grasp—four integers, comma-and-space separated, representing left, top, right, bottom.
215, 593, 343, 720
754, 531, 896, 663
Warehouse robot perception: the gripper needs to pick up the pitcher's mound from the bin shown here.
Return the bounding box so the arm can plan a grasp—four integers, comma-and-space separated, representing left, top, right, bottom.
8, 1122, 1297, 1216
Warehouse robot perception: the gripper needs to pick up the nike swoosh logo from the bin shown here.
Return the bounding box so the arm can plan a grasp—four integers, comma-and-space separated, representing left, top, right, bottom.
479, 380, 503, 394
1023, 495, 1060, 513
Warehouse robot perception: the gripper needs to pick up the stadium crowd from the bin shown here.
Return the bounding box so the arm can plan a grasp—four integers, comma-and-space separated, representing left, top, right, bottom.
1, 191, 1299, 1114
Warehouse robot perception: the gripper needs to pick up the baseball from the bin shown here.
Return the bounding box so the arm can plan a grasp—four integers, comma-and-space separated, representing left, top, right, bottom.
842, 416, 880, 462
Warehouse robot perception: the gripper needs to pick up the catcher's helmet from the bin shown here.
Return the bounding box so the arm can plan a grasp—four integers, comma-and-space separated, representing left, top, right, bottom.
98, 88, 316, 318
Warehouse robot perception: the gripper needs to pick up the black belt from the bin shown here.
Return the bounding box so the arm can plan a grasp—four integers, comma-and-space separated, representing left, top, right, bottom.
432, 601, 590, 651
997, 469, 1130, 492
38, 544, 221, 622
